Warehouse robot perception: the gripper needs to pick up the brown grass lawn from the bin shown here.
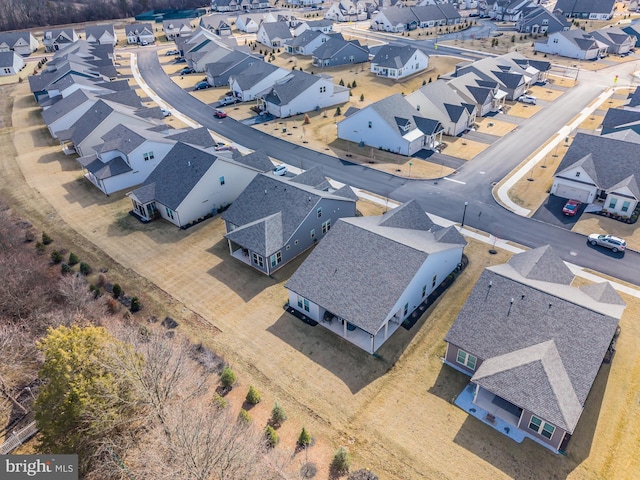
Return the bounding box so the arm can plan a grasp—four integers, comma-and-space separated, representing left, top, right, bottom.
2, 79, 640, 479
475, 117, 516, 136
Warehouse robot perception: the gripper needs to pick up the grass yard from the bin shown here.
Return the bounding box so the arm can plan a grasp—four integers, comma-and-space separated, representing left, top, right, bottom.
2, 79, 640, 479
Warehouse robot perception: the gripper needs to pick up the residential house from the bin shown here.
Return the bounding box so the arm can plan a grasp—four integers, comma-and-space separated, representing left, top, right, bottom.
480, 0, 532, 22
236, 12, 281, 33
229, 62, 290, 101
311, 37, 369, 68
0, 51, 25, 76
285, 30, 334, 56
222, 167, 358, 274
257, 21, 294, 47
623, 87, 640, 111
411, 5, 463, 27
286, 0, 324, 5
406, 80, 477, 137
211, 0, 241, 11
38, 75, 130, 107
337, 94, 444, 155
43, 29, 79, 52
179, 28, 234, 72
200, 14, 233, 36
621, 20, 640, 47
325, 0, 368, 22
42, 89, 142, 139
0, 31, 39, 56
293, 19, 335, 36
129, 145, 266, 227
77, 124, 176, 195
286, 200, 467, 354
444, 245, 623, 453
65, 99, 164, 157
515, 6, 571, 34
259, 70, 350, 117
600, 107, 640, 135
554, 0, 615, 20
590, 27, 635, 55
125, 23, 155, 45
84, 24, 118, 46
370, 45, 429, 80
551, 132, 640, 216
446, 72, 507, 116
163, 19, 194, 40
535, 29, 608, 59
205, 50, 261, 87
370, 5, 461, 32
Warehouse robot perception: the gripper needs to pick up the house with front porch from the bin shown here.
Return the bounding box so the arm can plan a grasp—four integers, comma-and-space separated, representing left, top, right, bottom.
406, 80, 477, 137
444, 245, 624, 453
284, 30, 334, 56
370, 45, 429, 80
0, 31, 39, 56
515, 6, 570, 34
43, 29, 79, 52
125, 23, 155, 45
84, 24, 118, 46
554, 0, 615, 20
163, 19, 193, 40
257, 21, 294, 48
551, 132, 640, 217
129, 147, 274, 228
325, 0, 368, 22
590, 27, 635, 55
222, 167, 357, 275
337, 94, 443, 156
229, 62, 290, 101
534, 29, 608, 59
293, 19, 335, 37
0, 51, 25, 76
259, 70, 350, 118
446, 72, 507, 117
286, 200, 466, 354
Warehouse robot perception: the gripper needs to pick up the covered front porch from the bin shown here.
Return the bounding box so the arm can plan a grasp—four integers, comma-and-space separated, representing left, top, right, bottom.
228, 239, 252, 266
318, 310, 403, 354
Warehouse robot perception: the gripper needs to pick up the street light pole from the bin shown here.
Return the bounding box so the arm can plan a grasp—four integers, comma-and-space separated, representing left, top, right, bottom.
461, 201, 469, 227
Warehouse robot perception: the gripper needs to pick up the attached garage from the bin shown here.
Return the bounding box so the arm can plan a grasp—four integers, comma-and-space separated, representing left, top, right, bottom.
554, 183, 593, 203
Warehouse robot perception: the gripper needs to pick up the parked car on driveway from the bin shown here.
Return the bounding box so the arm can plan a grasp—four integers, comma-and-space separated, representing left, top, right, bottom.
166, 49, 180, 55
273, 164, 288, 176
213, 109, 227, 118
194, 81, 211, 90
161, 109, 171, 117
588, 234, 626, 253
180, 67, 195, 75
518, 95, 537, 105
219, 96, 239, 106
562, 199, 581, 216
215, 143, 236, 151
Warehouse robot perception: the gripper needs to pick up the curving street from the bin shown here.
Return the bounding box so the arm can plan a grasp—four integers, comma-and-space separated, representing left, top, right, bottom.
136, 50, 640, 286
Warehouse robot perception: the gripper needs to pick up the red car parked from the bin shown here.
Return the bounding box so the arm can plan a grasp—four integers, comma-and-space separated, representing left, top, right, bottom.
562, 199, 581, 216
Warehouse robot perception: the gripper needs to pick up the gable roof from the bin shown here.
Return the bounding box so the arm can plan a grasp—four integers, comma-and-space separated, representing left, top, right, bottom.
78, 154, 131, 180
372, 44, 422, 68
230, 149, 275, 172
260, 21, 293, 41
222, 167, 356, 256
445, 245, 622, 432
84, 24, 116, 41
0, 31, 35, 49
263, 70, 321, 106
285, 200, 466, 334
125, 23, 154, 36
165, 127, 216, 149
601, 107, 640, 131
555, 0, 615, 15
312, 37, 367, 59
230, 61, 282, 90
130, 142, 218, 210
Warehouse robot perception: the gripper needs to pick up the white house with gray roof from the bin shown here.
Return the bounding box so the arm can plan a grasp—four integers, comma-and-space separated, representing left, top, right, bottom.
311, 37, 369, 68
43, 29, 79, 52
444, 245, 623, 453
406, 80, 477, 136
76, 124, 176, 195
590, 27, 634, 55
163, 19, 193, 40
222, 167, 357, 275
285, 30, 333, 56
293, 19, 335, 37
371, 5, 461, 32
535, 29, 608, 59
205, 50, 261, 87
129, 147, 273, 228
125, 23, 155, 45
371, 45, 429, 80
286, 200, 466, 354
325, 0, 368, 22
338, 94, 444, 155
554, 0, 615, 20
0, 51, 25, 76
551, 132, 640, 216
446, 72, 507, 117
259, 70, 350, 118
0, 31, 39, 56
84, 24, 117, 46
257, 21, 294, 48
229, 62, 290, 101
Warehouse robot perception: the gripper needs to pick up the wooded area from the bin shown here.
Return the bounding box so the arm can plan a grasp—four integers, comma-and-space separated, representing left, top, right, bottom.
0, 0, 205, 32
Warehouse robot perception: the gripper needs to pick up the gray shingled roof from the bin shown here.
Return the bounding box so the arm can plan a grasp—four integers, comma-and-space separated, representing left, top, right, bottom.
222, 170, 356, 256
372, 44, 420, 68
556, 132, 640, 198
445, 246, 621, 432
41, 89, 90, 125
0, 51, 19, 68
285, 29, 324, 48
601, 107, 640, 130
0, 31, 34, 49
94, 124, 146, 155
70, 99, 115, 145
84, 24, 116, 42
260, 21, 293, 41
166, 127, 216, 149
311, 38, 365, 60
555, 0, 615, 15
290, 166, 331, 190
285, 200, 465, 334
263, 70, 320, 106
130, 142, 217, 210
125, 23, 153, 36
231, 61, 281, 90
230, 149, 275, 172
79, 153, 132, 180
508, 244, 574, 285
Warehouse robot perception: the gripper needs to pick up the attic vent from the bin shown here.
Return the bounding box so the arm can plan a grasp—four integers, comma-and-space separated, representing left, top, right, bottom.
188, 161, 191, 167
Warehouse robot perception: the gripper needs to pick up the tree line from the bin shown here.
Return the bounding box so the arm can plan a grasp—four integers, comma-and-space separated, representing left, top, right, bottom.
0, 0, 205, 33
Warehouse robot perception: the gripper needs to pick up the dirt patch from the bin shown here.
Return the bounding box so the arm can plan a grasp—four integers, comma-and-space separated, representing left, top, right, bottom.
528, 85, 565, 102
475, 117, 516, 136
442, 137, 490, 160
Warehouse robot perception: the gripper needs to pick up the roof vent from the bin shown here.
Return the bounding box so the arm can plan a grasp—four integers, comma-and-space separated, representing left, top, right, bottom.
188, 161, 191, 167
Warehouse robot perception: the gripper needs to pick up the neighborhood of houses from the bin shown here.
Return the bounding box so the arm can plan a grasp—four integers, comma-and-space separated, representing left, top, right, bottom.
3, 0, 639, 460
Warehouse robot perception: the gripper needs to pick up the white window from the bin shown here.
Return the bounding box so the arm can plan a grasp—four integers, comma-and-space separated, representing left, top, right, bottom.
297, 295, 310, 312
575, 172, 580, 177
622, 201, 630, 212
403, 303, 408, 317
432, 274, 437, 288
165, 207, 174, 219
219, 176, 225, 185
456, 349, 477, 370
317, 207, 322, 218
310, 229, 315, 238
322, 219, 331, 234
609, 198, 617, 209
270, 251, 282, 267
529, 416, 555, 439
422, 285, 427, 298
252, 253, 264, 267
553, 38, 558, 44
143, 151, 155, 161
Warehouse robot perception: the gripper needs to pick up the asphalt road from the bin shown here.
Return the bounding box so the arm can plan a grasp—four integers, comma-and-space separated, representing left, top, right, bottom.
136, 51, 640, 286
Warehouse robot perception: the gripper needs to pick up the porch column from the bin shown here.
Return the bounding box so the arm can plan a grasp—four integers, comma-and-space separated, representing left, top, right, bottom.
227, 239, 233, 256
472, 384, 480, 403
384, 320, 388, 339
343, 320, 347, 338
370, 335, 374, 354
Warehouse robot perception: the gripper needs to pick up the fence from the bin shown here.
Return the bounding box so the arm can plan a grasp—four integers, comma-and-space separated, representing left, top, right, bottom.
0, 421, 38, 454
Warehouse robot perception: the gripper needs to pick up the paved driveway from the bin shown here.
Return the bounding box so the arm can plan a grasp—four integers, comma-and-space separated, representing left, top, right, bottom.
531, 194, 586, 229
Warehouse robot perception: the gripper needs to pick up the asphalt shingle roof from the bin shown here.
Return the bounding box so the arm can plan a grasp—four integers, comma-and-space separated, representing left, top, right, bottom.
372, 44, 419, 68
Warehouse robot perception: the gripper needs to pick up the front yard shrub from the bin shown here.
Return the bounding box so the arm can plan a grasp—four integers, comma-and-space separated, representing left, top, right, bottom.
264, 425, 279, 448
68, 251, 79, 265
130, 296, 140, 312
79, 262, 91, 275
112, 283, 122, 299
35, 241, 46, 254
237, 408, 251, 423
60, 262, 72, 275
351, 80, 356, 88
220, 366, 236, 389
211, 393, 228, 410
42, 231, 53, 245
50, 250, 62, 264
331, 447, 351, 475
270, 400, 287, 427
335, 107, 341, 116
245, 385, 261, 405
297, 427, 311, 447
360, 94, 364, 101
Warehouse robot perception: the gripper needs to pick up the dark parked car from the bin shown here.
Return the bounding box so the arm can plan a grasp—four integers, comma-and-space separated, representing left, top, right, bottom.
194, 81, 211, 90
180, 67, 195, 75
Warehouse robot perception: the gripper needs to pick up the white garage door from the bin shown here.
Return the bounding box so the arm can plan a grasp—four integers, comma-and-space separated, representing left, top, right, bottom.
555, 184, 591, 203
